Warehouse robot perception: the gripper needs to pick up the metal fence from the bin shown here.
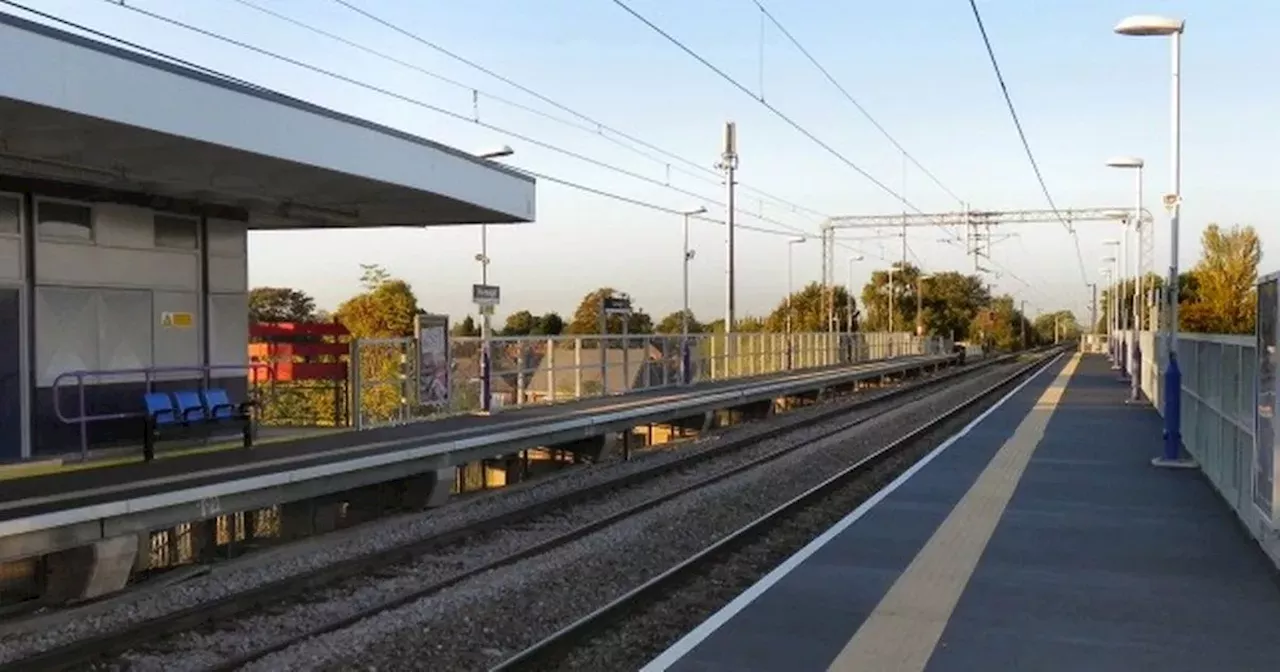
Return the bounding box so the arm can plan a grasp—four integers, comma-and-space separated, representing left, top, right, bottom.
446, 331, 946, 414
1136, 329, 1279, 565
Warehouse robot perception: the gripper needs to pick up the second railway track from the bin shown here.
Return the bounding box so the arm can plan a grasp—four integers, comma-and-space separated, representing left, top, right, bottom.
0, 351, 1034, 671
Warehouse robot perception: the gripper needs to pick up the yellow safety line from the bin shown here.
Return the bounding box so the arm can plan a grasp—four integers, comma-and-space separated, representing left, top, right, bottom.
826, 353, 1081, 672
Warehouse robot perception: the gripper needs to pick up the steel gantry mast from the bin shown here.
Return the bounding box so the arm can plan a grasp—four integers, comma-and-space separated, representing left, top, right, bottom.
820, 206, 1155, 333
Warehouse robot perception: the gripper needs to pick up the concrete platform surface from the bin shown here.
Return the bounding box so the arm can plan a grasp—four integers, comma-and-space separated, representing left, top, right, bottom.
646, 353, 1280, 672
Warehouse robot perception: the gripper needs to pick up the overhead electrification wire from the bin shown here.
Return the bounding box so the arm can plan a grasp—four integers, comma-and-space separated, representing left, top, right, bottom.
80, 0, 812, 238
232, 0, 823, 226
750, 0, 964, 206
326, 0, 828, 224
610, 0, 965, 246
965, 0, 1090, 287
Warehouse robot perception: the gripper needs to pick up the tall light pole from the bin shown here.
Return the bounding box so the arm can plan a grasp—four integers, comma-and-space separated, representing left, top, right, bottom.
473, 145, 514, 413
915, 273, 932, 338
1115, 13, 1191, 467
847, 255, 864, 334
680, 206, 707, 385
1019, 300, 1028, 350
1102, 248, 1119, 367
786, 237, 806, 369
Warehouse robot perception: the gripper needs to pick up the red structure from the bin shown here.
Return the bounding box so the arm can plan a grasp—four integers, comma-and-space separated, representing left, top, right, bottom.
248, 321, 351, 383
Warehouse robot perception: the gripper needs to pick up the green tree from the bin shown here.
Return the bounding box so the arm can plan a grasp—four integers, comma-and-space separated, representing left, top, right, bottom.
918, 271, 990, 339
1033, 310, 1079, 344
502, 310, 537, 336
533, 312, 565, 336
566, 288, 653, 335
656, 309, 703, 334
451, 315, 480, 337
248, 287, 317, 323
860, 263, 925, 332
968, 295, 1026, 351
763, 282, 855, 332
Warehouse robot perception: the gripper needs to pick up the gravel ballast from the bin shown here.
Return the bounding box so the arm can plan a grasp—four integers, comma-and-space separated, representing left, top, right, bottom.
0, 361, 978, 666
201, 360, 1031, 671
103, 364, 988, 670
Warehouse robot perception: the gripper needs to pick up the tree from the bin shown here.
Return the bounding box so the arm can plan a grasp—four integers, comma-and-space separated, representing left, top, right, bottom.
1180, 224, 1260, 334
533, 312, 565, 336
335, 266, 419, 338
968, 295, 1026, 352
452, 315, 480, 337
502, 310, 537, 336
763, 282, 855, 333
1033, 310, 1079, 344
918, 271, 990, 339
656, 310, 704, 334
566, 288, 653, 335
248, 287, 317, 323
861, 264, 989, 337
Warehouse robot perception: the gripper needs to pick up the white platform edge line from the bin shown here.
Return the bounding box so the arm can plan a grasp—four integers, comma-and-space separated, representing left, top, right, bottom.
0, 357, 942, 536
639, 352, 1065, 672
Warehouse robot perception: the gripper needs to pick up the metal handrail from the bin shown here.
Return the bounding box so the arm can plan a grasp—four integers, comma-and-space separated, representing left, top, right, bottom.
51, 363, 274, 460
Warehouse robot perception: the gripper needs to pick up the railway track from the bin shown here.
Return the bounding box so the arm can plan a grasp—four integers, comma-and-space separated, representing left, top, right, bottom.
490, 348, 1062, 672
0, 352, 1023, 671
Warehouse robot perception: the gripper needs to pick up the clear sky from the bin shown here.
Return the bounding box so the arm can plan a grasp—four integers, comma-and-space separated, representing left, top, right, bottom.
15, 0, 1277, 325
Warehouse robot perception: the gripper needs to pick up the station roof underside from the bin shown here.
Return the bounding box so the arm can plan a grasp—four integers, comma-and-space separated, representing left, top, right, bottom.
0, 13, 535, 229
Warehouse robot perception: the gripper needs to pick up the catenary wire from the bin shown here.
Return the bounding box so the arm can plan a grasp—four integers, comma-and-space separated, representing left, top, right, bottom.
88, 0, 817, 238
327, 0, 830, 223
610, 0, 965, 247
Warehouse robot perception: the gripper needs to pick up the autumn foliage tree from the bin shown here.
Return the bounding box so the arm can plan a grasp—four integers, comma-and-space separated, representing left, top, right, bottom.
566, 288, 654, 336
1178, 224, 1261, 334
335, 264, 421, 424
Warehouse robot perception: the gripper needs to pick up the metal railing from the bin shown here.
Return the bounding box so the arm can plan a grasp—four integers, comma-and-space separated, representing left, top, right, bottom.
1135, 328, 1279, 565
449, 331, 946, 411
51, 363, 273, 460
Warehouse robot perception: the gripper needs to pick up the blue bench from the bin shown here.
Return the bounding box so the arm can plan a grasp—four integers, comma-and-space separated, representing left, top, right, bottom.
142, 388, 255, 461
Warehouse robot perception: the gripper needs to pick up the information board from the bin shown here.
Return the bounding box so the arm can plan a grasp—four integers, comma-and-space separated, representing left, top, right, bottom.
415, 312, 451, 410
1255, 276, 1278, 522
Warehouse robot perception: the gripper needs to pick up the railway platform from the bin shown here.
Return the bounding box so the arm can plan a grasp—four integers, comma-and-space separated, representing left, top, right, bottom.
646, 353, 1280, 672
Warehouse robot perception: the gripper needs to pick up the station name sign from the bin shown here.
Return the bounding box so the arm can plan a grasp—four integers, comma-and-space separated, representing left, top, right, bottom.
603, 296, 632, 315
472, 284, 501, 307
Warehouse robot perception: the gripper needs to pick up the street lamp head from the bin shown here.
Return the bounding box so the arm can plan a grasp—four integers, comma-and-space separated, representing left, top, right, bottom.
1103, 238, 1121, 245
476, 144, 515, 160
1103, 210, 1130, 221
789, 237, 807, 245
849, 254, 864, 262
1101, 256, 1116, 263
1114, 15, 1184, 36
682, 206, 708, 216
1105, 155, 1145, 169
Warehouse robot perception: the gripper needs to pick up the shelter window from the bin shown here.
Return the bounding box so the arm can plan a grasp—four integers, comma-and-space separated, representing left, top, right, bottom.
0, 196, 19, 235
154, 214, 198, 250
36, 200, 93, 241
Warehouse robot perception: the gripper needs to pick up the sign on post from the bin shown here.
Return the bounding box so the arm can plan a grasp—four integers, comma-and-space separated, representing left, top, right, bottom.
472, 284, 500, 306
1162, 193, 1180, 213
603, 296, 632, 315
160, 311, 194, 329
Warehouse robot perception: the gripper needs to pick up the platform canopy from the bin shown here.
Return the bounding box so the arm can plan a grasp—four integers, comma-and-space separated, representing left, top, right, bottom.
0, 13, 535, 228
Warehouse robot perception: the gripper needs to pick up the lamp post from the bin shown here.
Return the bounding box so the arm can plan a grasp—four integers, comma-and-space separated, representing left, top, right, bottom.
1115, 13, 1191, 467
1019, 299, 1028, 350
915, 274, 932, 338
847, 255, 864, 334
786, 237, 806, 369
1102, 251, 1119, 366
472, 146, 515, 413
680, 206, 707, 384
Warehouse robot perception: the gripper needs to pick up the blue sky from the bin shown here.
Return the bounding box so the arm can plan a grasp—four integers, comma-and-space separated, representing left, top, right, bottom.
16, 0, 1277, 325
